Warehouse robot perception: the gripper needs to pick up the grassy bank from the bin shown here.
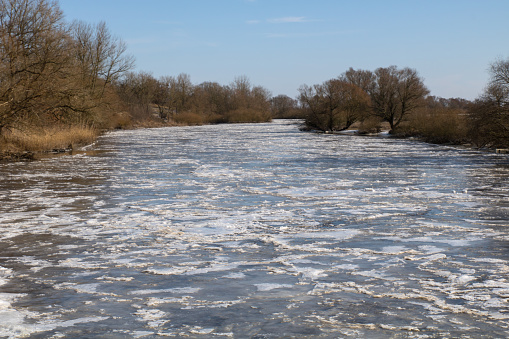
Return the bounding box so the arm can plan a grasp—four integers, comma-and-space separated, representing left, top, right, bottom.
0, 125, 98, 153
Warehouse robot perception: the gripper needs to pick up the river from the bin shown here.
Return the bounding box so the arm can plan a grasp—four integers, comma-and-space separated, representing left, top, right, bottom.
1, 120, 509, 338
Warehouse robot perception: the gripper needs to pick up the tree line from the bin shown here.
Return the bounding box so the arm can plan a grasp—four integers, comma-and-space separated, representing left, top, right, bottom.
298, 65, 508, 148
116, 73, 272, 126
1, 0, 508, 151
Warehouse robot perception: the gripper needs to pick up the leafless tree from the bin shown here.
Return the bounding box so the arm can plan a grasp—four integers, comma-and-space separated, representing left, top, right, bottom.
341, 67, 375, 93
168, 73, 193, 114
270, 94, 300, 118
299, 79, 369, 132
369, 66, 429, 132
191, 81, 231, 119
115, 71, 159, 121
469, 59, 509, 147
71, 20, 134, 98
490, 58, 509, 90
0, 0, 71, 132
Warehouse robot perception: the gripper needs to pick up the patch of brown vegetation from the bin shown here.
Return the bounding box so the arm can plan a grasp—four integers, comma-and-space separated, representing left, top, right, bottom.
0, 125, 98, 153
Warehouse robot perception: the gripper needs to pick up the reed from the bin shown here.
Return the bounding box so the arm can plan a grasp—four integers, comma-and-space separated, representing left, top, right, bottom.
1, 125, 98, 152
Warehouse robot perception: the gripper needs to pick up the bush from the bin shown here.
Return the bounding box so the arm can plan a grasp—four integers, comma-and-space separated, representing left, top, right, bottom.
103, 112, 133, 129
173, 112, 205, 125
226, 108, 271, 123
204, 114, 227, 124
400, 107, 468, 144
358, 116, 382, 134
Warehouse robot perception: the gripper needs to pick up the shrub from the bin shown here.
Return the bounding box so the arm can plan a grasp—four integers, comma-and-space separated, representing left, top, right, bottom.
358, 116, 382, 134
173, 112, 205, 125
400, 107, 468, 144
225, 108, 271, 123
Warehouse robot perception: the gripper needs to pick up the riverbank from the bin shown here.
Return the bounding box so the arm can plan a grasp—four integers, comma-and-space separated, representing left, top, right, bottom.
303, 124, 502, 153
0, 125, 98, 160
0, 115, 273, 160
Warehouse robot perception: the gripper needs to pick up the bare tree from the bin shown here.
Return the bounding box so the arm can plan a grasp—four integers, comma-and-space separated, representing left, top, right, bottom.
251, 86, 271, 113
190, 81, 231, 120
270, 94, 300, 118
469, 59, 509, 147
115, 71, 161, 121
369, 66, 429, 132
0, 0, 71, 132
222, 76, 272, 122
490, 58, 509, 90
299, 79, 369, 132
230, 75, 251, 110
152, 76, 172, 120
71, 20, 134, 98
341, 67, 375, 93
167, 73, 193, 114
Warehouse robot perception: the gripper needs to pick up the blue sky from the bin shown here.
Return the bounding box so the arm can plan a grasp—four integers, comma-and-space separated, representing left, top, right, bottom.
59, 0, 509, 100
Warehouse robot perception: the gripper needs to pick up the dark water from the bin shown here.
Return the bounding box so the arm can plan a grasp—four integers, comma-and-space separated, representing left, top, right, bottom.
1, 120, 509, 338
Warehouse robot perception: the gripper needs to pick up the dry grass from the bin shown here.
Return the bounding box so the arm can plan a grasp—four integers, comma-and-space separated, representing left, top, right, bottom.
0, 125, 98, 152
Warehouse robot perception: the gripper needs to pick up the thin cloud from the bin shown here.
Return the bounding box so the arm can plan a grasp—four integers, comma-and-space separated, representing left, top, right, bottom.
246, 20, 261, 24
268, 16, 308, 24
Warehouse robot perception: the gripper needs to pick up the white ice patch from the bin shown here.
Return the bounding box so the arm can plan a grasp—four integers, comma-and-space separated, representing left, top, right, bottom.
418, 245, 444, 254
54, 282, 105, 295
224, 272, 246, 279
134, 309, 168, 328
0, 266, 12, 287
294, 267, 327, 280
132, 330, 155, 338
0, 292, 31, 339
131, 287, 201, 295
381, 246, 407, 254
189, 327, 215, 335
335, 264, 359, 270
144, 261, 239, 276
292, 229, 361, 240
352, 269, 397, 281
254, 283, 293, 291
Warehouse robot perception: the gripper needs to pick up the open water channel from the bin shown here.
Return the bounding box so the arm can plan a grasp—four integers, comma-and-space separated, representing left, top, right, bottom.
0, 120, 509, 338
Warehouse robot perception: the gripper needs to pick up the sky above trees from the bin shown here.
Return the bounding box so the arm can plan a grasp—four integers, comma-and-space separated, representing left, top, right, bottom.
58, 0, 509, 101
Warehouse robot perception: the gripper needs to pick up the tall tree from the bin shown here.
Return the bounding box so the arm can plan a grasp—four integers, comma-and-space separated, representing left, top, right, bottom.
70, 20, 134, 98
369, 66, 429, 132
0, 0, 70, 131
168, 73, 193, 114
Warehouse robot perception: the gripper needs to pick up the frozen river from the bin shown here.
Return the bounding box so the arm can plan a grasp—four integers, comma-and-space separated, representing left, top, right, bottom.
1, 120, 509, 338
